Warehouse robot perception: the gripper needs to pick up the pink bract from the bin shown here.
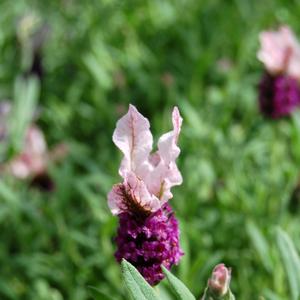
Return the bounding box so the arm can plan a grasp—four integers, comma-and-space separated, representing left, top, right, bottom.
9, 126, 47, 179
108, 105, 183, 215
257, 26, 300, 80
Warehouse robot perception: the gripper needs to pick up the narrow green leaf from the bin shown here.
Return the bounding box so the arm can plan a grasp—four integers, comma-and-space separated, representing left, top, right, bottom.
246, 221, 272, 272
10, 76, 40, 154
88, 286, 115, 300
162, 266, 195, 300
121, 259, 160, 300
228, 291, 236, 300
276, 228, 300, 300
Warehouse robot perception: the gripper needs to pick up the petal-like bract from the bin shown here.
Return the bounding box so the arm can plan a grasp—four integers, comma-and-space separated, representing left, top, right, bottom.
9, 126, 47, 178
145, 107, 183, 204
108, 105, 182, 215
108, 172, 161, 215
258, 26, 300, 80
112, 104, 153, 178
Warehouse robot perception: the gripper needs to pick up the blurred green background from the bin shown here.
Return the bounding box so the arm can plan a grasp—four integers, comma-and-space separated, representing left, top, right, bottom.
1, 0, 300, 299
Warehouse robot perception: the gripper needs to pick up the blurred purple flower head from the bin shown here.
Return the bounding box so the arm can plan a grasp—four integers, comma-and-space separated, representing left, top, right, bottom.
258, 73, 300, 118
108, 104, 183, 285
257, 26, 300, 117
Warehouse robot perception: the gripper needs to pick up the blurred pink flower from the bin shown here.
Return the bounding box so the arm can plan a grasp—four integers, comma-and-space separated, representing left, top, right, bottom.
257, 26, 300, 80
9, 125, 47, 179
0, 101, 68, 180
7, 127, 68, 180
108, 104, 183, 215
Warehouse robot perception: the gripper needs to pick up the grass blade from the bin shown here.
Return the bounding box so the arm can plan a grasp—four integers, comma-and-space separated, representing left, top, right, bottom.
276, 227, 300, 300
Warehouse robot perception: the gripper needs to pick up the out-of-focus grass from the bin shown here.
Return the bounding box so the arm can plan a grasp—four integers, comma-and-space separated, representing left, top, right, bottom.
1, 0, 300, 299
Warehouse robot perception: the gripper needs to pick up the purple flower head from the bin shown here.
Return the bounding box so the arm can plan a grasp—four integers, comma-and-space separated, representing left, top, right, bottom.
258, 72, 300, 118
108, 105, 184, 285
115, 203, 183, 285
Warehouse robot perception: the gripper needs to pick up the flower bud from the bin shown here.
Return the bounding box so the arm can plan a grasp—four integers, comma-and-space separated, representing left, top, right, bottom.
202, 263, 234, 300
208, 264, 231, 296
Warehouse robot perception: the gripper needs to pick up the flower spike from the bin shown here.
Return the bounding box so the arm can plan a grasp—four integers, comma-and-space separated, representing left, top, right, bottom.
108, 105, 184, 285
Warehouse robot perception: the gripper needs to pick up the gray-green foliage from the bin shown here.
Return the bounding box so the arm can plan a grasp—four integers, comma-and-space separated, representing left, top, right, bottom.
162, 266, 195, 300
1, 0, 300, 299
120, 260, 197, 300
121, 260, 160, 300
120, 260, 235, 300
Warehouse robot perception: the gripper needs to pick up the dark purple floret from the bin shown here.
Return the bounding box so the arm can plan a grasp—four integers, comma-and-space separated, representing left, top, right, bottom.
115, 203, 183, 285
30, 172, 55, 192
258, 72, 300, 118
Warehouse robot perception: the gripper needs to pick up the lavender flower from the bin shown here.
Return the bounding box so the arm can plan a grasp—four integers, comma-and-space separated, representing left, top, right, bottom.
257, 26, 300, 118
108, 105, 184, 285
